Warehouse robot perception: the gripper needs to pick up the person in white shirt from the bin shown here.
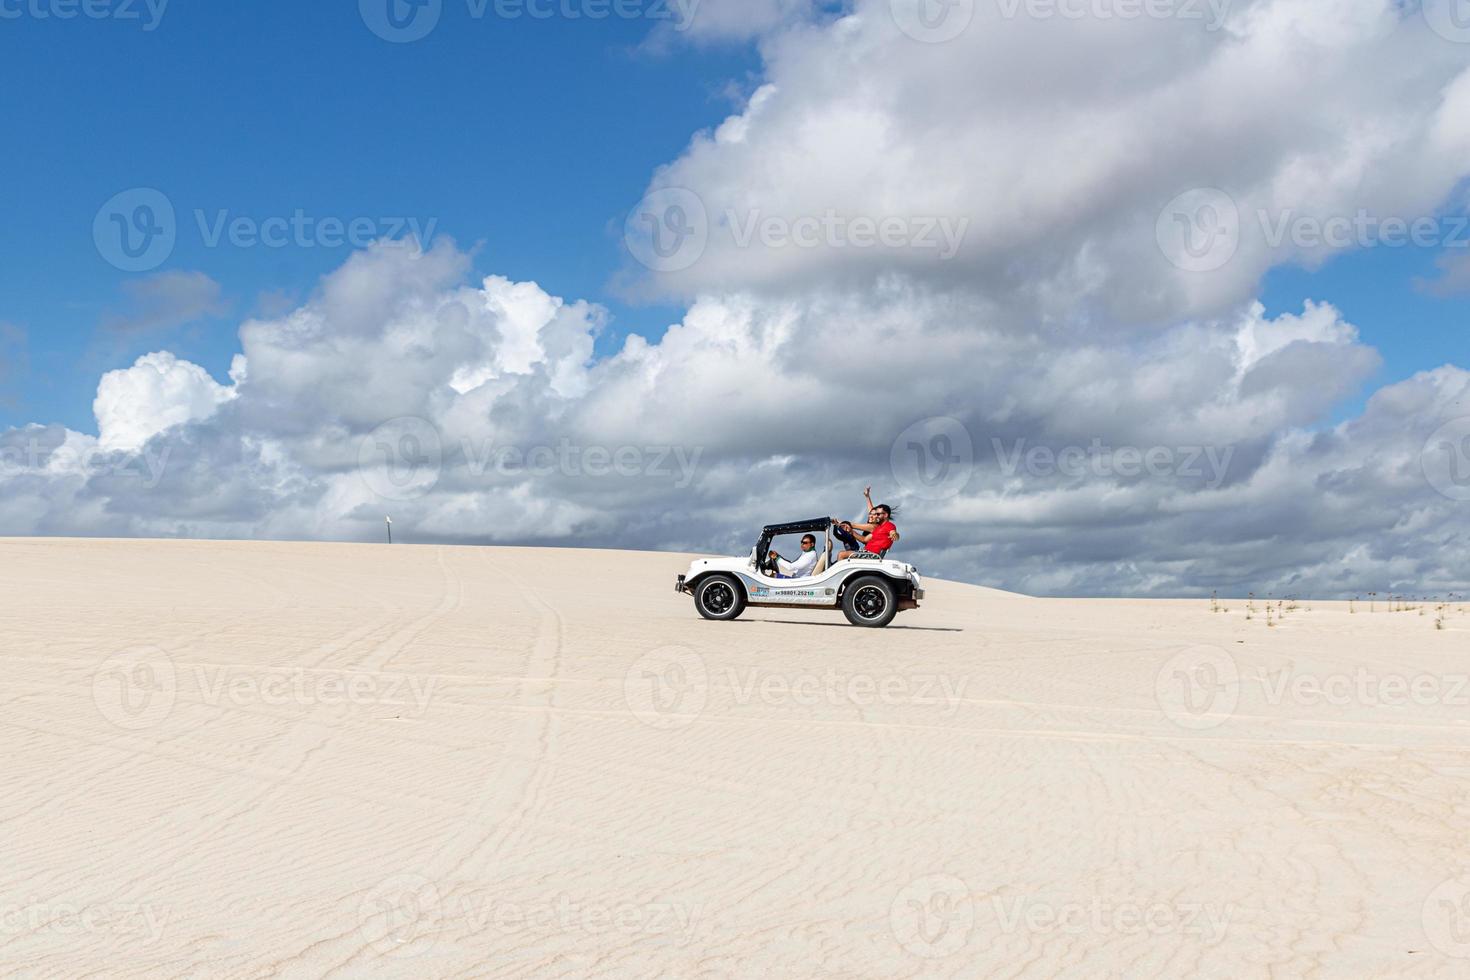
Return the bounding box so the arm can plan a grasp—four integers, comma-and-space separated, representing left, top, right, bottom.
768, 534, 820, 578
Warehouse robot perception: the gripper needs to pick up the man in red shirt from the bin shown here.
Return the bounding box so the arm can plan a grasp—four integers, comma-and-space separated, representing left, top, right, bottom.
834, 486, 900, 560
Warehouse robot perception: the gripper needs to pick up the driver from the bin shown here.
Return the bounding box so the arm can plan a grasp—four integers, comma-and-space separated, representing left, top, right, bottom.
768, 534, 820, 579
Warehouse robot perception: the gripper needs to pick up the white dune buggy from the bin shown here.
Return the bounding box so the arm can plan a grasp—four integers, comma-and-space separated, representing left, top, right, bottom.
675, 517, 924, 628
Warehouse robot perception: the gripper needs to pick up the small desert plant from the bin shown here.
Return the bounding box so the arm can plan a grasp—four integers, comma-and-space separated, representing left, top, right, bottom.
1211, 590, 1220, 613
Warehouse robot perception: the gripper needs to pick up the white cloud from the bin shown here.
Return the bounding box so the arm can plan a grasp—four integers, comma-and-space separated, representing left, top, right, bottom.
93, 351, 239, 452
632, 0, 1470, 330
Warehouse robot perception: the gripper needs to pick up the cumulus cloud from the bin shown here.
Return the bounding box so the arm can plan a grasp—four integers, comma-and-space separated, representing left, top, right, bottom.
3, 0, 1470, 598
93, 351, 241, 452
630, 0, 1470, 328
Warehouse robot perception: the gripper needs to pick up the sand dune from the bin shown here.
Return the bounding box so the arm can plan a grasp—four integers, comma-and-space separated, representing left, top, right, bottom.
1, 538, 1467, 977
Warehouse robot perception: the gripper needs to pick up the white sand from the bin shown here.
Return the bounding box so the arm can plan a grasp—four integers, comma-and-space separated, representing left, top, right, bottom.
1, 538, 1466, 977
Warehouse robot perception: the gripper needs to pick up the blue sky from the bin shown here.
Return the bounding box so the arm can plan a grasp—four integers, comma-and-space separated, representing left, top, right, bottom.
0, 0, 755, 430
0, 0, 1465, 435
3, 0, 1469, 597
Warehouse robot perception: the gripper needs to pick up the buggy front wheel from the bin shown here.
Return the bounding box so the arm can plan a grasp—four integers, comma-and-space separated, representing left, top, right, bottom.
694, 574, 746, 621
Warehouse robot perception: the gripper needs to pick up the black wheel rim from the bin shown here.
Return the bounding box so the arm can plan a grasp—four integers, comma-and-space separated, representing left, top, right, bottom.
704, 582, 735, 615
854, 585, 887, 621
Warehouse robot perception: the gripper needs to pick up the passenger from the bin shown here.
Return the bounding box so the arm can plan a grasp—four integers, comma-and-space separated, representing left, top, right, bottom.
768, 533, 821, 579
834, 487, 899, 561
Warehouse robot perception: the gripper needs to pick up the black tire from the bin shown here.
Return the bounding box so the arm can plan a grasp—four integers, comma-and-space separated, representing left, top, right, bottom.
694, 574, 746, 621
842, 576, 898, 628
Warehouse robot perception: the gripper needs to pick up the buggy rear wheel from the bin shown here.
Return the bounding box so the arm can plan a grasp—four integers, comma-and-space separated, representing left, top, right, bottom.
842, 576, 897, 628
